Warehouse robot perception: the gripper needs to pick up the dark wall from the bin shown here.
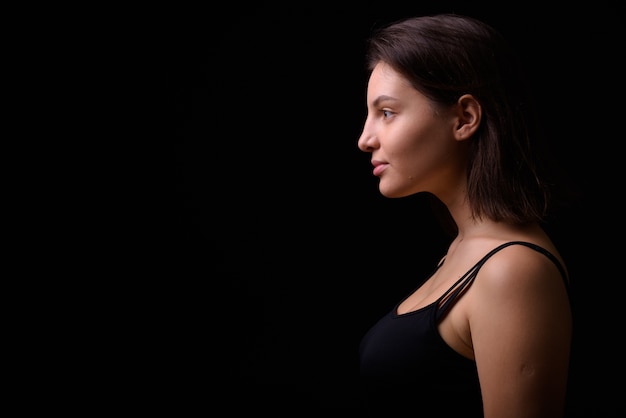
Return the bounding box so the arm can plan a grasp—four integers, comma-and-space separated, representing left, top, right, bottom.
170, 3, 624, 415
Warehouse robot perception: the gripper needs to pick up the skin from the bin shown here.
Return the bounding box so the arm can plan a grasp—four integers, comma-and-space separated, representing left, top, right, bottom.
357, 62, 573, 418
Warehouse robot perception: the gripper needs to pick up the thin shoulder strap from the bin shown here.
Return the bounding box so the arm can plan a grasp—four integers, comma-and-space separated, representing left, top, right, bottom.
435, 241, 569, 320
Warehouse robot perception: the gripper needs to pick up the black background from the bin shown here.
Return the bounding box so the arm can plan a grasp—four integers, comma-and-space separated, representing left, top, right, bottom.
169, 2, 624, 415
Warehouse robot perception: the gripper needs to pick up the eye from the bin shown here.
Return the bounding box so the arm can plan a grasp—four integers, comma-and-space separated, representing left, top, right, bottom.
382, 109, 395, 119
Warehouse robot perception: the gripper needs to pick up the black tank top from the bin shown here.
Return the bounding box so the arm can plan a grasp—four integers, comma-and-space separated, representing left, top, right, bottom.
358, 241, 569, 416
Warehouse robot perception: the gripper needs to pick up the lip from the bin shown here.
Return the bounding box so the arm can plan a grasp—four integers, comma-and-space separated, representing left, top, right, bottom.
372, 160, 388, 176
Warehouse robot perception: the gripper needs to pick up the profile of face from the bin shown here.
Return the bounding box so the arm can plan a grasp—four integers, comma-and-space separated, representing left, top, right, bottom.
357, 62, 470, 199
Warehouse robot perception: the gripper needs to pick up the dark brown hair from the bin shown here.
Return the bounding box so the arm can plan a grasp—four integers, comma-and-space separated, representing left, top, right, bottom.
365, 14, 561, 225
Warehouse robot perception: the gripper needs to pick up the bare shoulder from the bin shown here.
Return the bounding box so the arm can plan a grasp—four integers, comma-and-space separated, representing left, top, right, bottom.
472, 241, 570, 305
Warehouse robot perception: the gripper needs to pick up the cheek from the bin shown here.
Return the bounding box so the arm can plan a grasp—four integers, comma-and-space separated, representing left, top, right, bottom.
389, 120, 443, 157
389, 123, 452, 172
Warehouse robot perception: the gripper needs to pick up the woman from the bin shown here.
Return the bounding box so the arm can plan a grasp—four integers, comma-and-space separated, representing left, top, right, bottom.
357, 14, 573, 417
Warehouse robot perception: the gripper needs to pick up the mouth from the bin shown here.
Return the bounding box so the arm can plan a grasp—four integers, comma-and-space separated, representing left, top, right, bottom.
372, 160, 388, 176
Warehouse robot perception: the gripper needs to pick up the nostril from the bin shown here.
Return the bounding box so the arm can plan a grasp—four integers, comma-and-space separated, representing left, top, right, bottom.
358, 134, 376, 153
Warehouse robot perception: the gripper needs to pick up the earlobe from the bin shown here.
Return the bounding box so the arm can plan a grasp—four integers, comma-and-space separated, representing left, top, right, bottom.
454, 94, 482, 141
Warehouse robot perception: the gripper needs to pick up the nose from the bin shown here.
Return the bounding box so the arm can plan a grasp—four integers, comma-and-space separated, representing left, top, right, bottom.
357, 120, 378, 153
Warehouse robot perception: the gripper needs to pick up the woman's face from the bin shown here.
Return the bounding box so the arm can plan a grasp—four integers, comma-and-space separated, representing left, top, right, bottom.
357, 62, 466, 199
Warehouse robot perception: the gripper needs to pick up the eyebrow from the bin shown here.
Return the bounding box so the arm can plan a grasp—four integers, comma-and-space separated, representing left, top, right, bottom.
372, 95, 400, 108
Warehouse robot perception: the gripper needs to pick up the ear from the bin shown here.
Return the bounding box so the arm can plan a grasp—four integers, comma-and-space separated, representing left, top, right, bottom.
453, 94, 482, 141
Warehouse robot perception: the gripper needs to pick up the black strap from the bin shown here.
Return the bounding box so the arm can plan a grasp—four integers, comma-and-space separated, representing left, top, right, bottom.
435, 241, 569, 320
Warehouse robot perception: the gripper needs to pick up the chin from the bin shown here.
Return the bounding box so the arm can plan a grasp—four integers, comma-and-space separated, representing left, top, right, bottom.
379, 188, 408, 199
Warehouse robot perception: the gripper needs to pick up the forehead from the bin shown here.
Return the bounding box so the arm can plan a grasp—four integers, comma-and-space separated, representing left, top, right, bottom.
367, 62, 426, 106
368, 62, 412, 92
